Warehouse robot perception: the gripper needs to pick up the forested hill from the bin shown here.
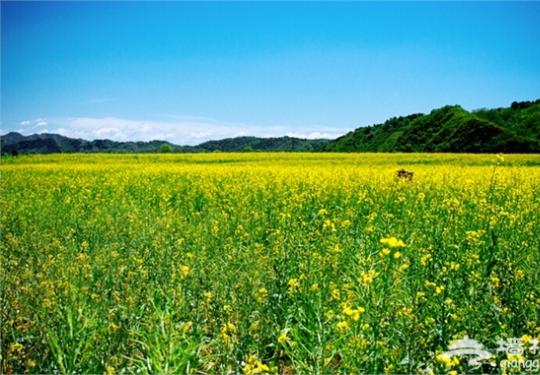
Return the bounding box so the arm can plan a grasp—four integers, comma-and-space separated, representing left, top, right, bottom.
0, 133, 329, 154
325, 100, 540, 152
196, 136, 329, 151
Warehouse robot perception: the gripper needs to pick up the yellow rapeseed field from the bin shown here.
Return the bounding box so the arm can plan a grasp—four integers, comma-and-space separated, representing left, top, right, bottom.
1, 153, 539, 374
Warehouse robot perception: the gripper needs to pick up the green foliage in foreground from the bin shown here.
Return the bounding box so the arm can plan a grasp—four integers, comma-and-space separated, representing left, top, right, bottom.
1, 153, 539, 374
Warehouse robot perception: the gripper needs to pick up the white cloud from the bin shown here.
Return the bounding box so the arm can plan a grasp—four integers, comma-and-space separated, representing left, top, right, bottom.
44, 116, 349, 145
19, 120, 31, 126
29, 118, 49, 128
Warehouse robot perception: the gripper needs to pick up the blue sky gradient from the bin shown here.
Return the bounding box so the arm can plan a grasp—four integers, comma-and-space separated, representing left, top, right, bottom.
2, 2, 540, 144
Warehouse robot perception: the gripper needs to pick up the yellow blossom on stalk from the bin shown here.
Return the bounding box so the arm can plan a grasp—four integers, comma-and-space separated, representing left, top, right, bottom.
360, 269, 378, 285
420, 254, 432, 266
380, 248, 391, 257
278, 330, 288, 345
336, 320, 350, 330
243, 354, 270, 375
393, 251, 402, 259
449, 262, 460, 271
255, 287, 268, 302
331, 288, 340, 300
380, 237, 406, 248
77, 252, 89, 261
399, 261, 410, 271
521, 334, 533, 344
331, 244, 342, 254
436, 354, 459, 368
435, 286, 445, 295
287, 278, 299, 293
424, 280, 436, 288
9, 342, 23, 353
342, 303, 365, 321
489, 275, 500, 288
181, 321, 193, 333
318, 208, 328, 216
203, 291, 213, 301
323, 219, 336, 231
180, 265, 190, 278
221, 322, 237, 345
310, 283, 319, 292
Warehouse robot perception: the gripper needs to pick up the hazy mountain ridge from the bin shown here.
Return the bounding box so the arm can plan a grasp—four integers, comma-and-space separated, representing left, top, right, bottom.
0, 132, 329, 154
2, 100, 539, 154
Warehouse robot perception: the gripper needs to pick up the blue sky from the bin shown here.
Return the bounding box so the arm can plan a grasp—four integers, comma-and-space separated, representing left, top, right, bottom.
2, 2, 540, 144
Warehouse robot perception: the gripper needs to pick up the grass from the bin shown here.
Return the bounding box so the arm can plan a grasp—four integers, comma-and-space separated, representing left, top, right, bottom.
1, 153, 539, 374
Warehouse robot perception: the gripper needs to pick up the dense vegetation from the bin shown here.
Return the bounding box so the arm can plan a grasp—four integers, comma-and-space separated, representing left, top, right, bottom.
196, 136, 329, 152
2, 153, 540, 373
0, 133, 328, 155
326, 100, 540, 152
0, 132, 180, 154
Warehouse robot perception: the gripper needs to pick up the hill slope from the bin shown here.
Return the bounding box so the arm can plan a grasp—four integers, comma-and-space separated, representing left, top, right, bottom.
0, 132, 181, 154
325, 100, 540, 152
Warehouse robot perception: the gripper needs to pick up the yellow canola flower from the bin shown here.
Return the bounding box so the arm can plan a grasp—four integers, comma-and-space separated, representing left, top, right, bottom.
180, 265, 190, 278
287, 278, 300, 293
342, 303, 365, 321
243, 355, 270, 375
360, 269, 378, 285
436, 353, 459, 368
277, 330, 288, 345
380, 237, 406, 248
520, 334, 533, 344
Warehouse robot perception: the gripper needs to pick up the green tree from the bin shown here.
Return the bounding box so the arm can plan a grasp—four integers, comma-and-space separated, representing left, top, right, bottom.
160, 143, 173, 153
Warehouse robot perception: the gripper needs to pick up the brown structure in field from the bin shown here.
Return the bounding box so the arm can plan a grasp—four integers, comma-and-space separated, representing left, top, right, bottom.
396, 169, 414, 181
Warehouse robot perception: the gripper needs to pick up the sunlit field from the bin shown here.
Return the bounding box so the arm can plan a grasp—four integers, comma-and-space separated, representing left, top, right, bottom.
1, 153, 540, 374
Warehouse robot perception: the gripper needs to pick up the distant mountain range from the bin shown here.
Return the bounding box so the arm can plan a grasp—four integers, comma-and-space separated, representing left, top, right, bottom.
2, 99, 539, 154
0, 133, 329, 154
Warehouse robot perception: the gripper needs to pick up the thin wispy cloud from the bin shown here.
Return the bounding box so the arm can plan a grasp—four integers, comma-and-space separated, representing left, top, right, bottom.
34, 118, 48, 127
15, 116, 349, 145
